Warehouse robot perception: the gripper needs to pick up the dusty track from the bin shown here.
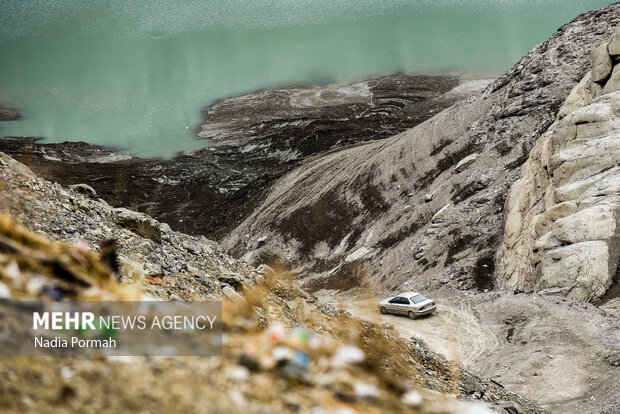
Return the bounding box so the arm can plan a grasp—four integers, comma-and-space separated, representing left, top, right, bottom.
319, 289, 620, 414
335, 295, 499, 367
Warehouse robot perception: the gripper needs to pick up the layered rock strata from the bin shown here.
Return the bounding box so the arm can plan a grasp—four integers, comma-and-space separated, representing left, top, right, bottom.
499, 32, 620, 302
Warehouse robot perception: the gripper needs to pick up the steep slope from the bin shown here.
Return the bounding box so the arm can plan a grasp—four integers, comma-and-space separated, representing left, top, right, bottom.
223, 5, 620, 293
499, 31, 620, 302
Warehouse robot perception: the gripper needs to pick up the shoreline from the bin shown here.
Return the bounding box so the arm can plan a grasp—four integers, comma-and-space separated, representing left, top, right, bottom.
0, 73, 490, 239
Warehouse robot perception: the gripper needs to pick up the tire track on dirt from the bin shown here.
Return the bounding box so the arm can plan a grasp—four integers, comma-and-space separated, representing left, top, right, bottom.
330, 293, 499, 370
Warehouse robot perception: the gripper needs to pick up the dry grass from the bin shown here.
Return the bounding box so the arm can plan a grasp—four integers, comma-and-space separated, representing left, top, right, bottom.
0, 212, 140, 300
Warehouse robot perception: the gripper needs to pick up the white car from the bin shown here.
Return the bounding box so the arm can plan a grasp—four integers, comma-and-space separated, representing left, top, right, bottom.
379, 292, 436, 319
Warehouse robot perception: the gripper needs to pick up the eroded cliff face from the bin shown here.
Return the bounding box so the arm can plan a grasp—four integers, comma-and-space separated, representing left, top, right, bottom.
223, 5, 620, 293
499, 32, 620, 302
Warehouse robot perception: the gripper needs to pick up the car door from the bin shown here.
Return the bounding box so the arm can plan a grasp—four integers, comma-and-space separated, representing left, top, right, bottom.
388, 297, 403, 314
399, 297, 411, 314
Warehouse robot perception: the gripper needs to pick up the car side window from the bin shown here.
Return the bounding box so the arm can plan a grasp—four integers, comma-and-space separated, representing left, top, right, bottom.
400, 297, 410, 304
389, 297, 403, 304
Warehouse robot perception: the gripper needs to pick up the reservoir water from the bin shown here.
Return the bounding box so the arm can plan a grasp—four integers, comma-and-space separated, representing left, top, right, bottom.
0, 0, 612, 157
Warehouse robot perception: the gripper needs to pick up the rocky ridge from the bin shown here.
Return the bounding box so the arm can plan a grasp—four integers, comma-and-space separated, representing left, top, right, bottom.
499, 31, 620, 302
0, 74, 480, 240
222, 5, 620, 295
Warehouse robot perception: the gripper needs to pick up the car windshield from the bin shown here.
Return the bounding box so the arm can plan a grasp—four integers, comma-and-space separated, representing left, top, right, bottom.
410, 294, 427, 304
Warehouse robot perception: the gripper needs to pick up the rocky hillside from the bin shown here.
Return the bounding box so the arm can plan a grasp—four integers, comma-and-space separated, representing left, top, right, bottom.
0, 151, 261, 301
0, 152, 545, 414
0, 75, 481, 240
499, 31, 620, 303
222, 5, 620, 297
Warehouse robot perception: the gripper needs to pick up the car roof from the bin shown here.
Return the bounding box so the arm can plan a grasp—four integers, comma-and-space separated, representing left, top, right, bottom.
397, 291, 422, 298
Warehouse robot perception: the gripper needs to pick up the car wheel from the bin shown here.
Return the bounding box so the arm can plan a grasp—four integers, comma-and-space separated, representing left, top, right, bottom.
408, 311, 416, 320
380, 306, 387, 314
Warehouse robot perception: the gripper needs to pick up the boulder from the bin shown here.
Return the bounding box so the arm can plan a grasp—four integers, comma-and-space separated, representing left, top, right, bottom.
500, 401, 524, 414
590, 42, 613, 83
536, 241, 611, 302
119, 256, 145, 281
256, 263, 275, 277
608, 31, 620, 56
222, 285, 246, 302
551, 205, 616, 243
69, 183, 98, 199
558, 72, 596, 119
217, 267, 244, 290
602, 64, 620, 94
113, 207, 166, 243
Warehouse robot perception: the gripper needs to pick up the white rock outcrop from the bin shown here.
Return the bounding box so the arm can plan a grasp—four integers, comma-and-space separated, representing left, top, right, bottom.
499, 33, 620, 302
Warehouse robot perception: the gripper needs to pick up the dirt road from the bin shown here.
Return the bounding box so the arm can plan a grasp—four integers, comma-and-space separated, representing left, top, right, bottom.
318, 289, 620, 414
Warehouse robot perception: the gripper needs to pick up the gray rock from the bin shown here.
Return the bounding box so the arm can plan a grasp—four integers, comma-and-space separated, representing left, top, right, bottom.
69, 183, 98, 198
500, 44, 620, 302
536, 241, 611, 302
608, 31, 620, 56
590, 42, 613, 83
602, 64, 620, 94
113, 207, 165, 243
499, 401, 524, 414
217, 268, 244, 290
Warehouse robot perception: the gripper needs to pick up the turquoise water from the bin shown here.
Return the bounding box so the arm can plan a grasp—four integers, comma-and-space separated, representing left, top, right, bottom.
0, 1, 613, 157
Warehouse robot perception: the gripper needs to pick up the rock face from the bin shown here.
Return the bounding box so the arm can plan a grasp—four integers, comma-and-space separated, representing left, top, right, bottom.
222, 5, 620, 293
0, 106, 20, 121
0, 75, 478, 240
499, 31, 620, 302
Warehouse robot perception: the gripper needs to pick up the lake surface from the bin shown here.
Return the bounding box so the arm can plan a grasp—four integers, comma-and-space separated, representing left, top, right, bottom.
0, 0, 612, 157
